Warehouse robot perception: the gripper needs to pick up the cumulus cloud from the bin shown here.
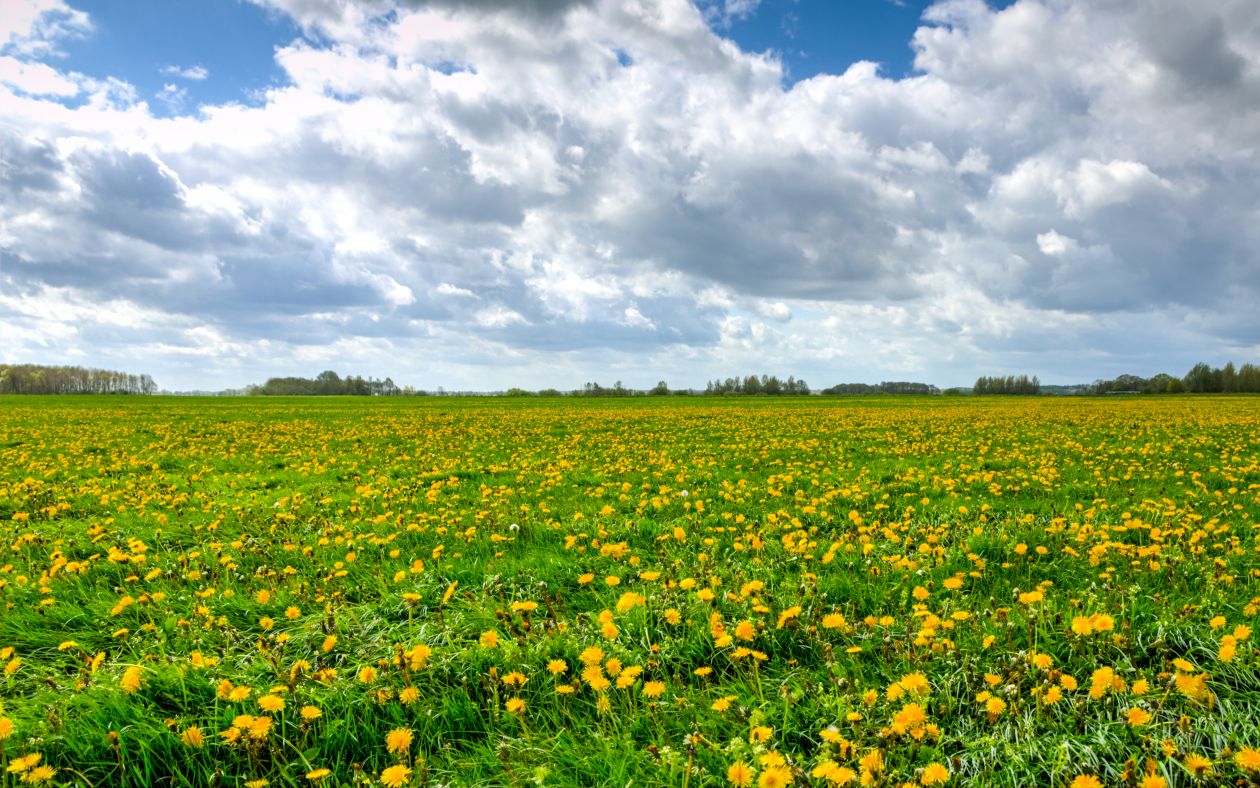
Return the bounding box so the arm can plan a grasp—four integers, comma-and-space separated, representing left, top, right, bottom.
1, 0, 91, 57
2, 0, 1259, 389
160, 64, 209, 80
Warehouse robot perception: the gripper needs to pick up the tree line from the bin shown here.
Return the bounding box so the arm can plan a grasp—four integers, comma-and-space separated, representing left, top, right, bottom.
248, 370, 407, 396
821, 381, 940, 396
703, 375, 811, 395
972, 375, 1041, 395
0, 364, 157, 395
1087, 362, 1260, 394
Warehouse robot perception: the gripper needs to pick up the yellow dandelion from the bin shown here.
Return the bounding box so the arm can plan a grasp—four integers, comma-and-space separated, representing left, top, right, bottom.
180, 726, 205, 748
379, 764, 411, 788
920, 762, 950, 785
385, 727, 413, 755
728, 761, 755, 787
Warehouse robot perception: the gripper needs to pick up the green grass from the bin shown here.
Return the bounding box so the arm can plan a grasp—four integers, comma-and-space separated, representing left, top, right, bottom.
0, 395, 1258, 787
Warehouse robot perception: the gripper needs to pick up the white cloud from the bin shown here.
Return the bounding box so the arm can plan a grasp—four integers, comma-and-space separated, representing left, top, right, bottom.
1036, 230, 1071, 256
2, 0, 1260, 390
0, 0, 91, 57
160, 64, 209, 80
0, 54, 78, 94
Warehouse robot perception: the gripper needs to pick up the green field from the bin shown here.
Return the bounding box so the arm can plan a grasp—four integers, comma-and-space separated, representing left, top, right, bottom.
1, 396, 1259, 787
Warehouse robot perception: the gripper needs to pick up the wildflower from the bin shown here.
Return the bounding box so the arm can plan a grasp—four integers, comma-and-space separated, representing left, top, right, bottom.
121, 665, 144, 694
247, 716, 272, 740
757, 765, 793, 788
0, 717, 14, 740
259, 695, 284, 713
301, 705, 323, 721
984, 697, 1006, 718
643, 681, 666, 698
379, 764, 412, 787
1089, 667, 1115, 699
859, 750, 884, 774
386, 728, 413, 755
1126, 707, 1152, 726
502, 671, 527, 687
480, 630, 499, 648
357, 666, 378, 683
7, 753, 41, 773
1138, 775, 1166, 788
306, 768, 332, 780
399, 687, 419, 705
920, 762, 950, 785
24, 766, 57, 784
579, 647, 605, 665
181, 726, 205, 748
1183, 753, 1212, 776
321, 635, 337, 653
547, 659, 568, 675
1069, 776, 1102, 788
506, 697, 525, 713
728, 761, 755, 787
1235, 748, 1260, 772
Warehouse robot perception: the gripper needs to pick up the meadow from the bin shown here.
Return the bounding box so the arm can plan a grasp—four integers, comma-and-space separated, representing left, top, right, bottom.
1, 395, 1258, 788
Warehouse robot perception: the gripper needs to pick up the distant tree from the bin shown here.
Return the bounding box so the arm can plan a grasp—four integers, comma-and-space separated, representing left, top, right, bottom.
1183, 362, 1219, 393
650, 380, 670, 396
0, 364, 157, 395
1222, 361, 1238, 393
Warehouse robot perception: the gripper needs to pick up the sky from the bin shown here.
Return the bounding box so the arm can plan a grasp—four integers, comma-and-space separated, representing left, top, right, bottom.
1, 0, 1258, 392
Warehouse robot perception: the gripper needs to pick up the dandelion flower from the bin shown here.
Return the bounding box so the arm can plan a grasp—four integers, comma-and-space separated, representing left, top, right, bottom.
727, 761, 755, 787
1235, 748, 1260, 772
1126, 707, 1152, 726
757, 765, 792, 788
379, 764, 411, 788
120, 665, 144, 694
920, 762, 950, 785
181, 726, 205, 748
385, 727, 413, 755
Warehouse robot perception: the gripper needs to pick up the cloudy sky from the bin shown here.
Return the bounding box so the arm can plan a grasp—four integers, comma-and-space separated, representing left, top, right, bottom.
2, 0, 1258, 391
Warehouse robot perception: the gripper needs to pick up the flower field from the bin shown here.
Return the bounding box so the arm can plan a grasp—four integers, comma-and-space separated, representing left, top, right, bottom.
1, 395, 1259, 787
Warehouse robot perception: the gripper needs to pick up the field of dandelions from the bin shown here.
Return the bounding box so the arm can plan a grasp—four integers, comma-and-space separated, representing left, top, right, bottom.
1, 395, 1259, 788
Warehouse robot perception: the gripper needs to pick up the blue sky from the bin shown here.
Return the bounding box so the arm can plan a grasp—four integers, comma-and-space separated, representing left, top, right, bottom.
54, 0, 1020, 113
55, 0, 299, 112
720, 0, 1013, 82
2, 0, 1258, 391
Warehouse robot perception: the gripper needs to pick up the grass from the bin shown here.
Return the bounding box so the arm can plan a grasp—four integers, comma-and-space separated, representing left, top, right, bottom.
0, 394, 1258, 787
